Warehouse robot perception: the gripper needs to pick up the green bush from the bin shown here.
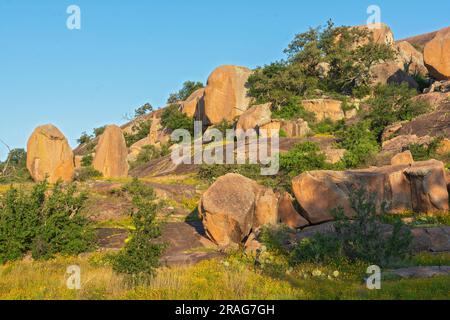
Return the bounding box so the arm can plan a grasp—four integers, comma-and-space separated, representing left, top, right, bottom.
198, 164, 262, 183
77, 132, 92, 145
74, 167, 102, 182
0, 182, 94, 263
81, 154, 93, 167
408, 137, 443, 161
279, 142, 330, 177
338, 121, 380, 168
365, 84, 428, 141
271, 97, 316, 122
290, 191, 412, 267
161, 104, 194, 135
112, 179, 164, 285
0, 149, 32, 184
130, 145, 171, 169
124, 120, 152, 147
311, 118, 345, 135
93, 126, 106, 137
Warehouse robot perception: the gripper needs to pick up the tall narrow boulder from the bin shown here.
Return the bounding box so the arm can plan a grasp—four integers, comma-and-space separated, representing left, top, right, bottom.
93, 125, 129, 178
26, 124, 75, 183
203, 65, 253, 125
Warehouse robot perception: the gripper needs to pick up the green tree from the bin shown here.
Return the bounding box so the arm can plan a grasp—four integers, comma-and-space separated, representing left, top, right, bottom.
134, 103, 153, 118
338, 121, 380, 168
161, 104, 194, 134
364, 84, 428, 141
112, 179, 164, 285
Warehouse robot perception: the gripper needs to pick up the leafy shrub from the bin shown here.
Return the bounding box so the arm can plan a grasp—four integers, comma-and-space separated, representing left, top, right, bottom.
311, 118, 345, 135
259, 224, 292, 256
74, 167, 102, 182
167, 81, 204, 104
93, 126, 106, 137
337, 121, 380, 168
124, 120, 151, 147
161, 104, 194, 134
198, 164, 262, 183
81, 154, 93, 167
112, 179, 164, 285
271, 97, 316, 122
408, 137, 443, 161
0, 182, 94, 263
290, 191, 412, 267
0, 148, 32, 183
130, 145, 171, 169
365, 84, 428, 141
279, 142, 330, 177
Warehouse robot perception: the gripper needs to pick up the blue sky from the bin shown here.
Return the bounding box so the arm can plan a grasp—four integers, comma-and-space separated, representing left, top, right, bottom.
1, 0, 449, 159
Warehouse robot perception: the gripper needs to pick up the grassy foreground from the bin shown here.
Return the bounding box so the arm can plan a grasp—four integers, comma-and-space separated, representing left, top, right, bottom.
0, 253, 449, 300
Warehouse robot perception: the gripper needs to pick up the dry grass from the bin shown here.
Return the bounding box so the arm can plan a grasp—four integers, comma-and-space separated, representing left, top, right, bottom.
0, 253, 449, 300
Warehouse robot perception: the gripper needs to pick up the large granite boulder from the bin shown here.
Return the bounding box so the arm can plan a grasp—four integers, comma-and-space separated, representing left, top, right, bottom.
292, 160, 449, 224
198, 173, 278, 247
26, 124, 75, 183
424, 27, 450, 80
93, 125, 129, 178
236, 103, 272, 131
203, 65, 253, 125
395, 41, 428, 76
371, 61, 418, 89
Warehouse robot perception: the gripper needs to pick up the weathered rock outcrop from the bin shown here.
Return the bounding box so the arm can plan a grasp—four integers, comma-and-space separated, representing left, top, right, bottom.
93, 125, 129, 178
128, 136, 152, 162
359, 23, 395, 46
278, 193, 309, 229
395, 41, 428, 76
180, 88, 205, 119
371, 62, 418, 88
301, 99, 345, 122
260, 119, 312, 138
203, 65, 253, 125
395, 101, 450, 138
148, 115, 171, 146
26, 124, 75, 183
198, 173, 278, 246
236, 103, 272, 131
424, 27, 450, 80
382, 135, 433, 154
292, 160, 449, 224
391, 150, 414, 166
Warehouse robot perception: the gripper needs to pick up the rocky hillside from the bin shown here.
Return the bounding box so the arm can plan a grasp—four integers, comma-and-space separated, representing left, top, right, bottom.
2, 22, 450, 280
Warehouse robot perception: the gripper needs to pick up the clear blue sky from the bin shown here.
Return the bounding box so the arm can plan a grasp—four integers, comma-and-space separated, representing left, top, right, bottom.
1, 0, 449, 159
